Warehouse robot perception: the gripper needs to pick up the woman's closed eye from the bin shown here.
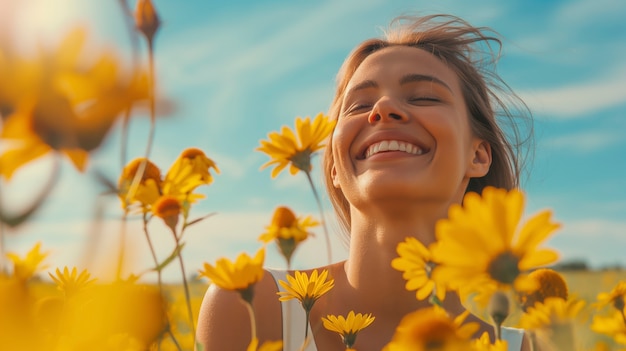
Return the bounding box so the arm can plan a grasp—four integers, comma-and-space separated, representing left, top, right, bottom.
345, 102, 373, 115
408, 96, 441, 104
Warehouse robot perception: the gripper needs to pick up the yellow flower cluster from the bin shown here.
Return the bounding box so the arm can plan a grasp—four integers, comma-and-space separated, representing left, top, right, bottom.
118, 147, 219, 223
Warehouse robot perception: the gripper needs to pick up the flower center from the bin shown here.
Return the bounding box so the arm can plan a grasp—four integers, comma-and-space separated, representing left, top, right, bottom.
487, 251, 520, 285
271, 206, 297, 228
180, 147, 204, 160
289, 149, 312, 172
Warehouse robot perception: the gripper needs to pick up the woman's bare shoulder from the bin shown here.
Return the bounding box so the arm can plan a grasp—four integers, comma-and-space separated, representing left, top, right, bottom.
196, 269, 283, 350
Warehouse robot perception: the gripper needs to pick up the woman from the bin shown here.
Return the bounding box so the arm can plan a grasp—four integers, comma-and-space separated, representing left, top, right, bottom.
197, 14, 532, 351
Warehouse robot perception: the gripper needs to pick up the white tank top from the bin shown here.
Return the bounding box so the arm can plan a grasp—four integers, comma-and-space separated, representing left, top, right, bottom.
268, 269, 524, 351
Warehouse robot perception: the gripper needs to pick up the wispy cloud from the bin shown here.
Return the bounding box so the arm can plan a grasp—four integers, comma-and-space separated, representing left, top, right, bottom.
518, 65, 626, 119
544, 130, 625, 152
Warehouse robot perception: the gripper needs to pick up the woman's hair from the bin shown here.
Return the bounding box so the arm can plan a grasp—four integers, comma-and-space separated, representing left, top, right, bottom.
322, 14, 533, 236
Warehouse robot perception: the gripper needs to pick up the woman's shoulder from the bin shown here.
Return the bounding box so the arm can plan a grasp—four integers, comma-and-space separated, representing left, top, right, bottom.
196, 269, 283, 350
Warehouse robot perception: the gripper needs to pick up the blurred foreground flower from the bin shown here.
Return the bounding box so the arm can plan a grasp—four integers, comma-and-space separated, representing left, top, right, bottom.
432, 187, 560, 304
596, 281, 626, 313
0, 28, 149, 180
520, 296, 585, 350
322, 311, 375, 349
6, 242, 49, 282
383, 307, 478, 351
592, 310, 626, 346
392, 237, 446, 303
118, 157, 163, 211
472, 332, 508, 351
256, 113, 335, 178
49, 266, 96, 298
259, 206, 318, 265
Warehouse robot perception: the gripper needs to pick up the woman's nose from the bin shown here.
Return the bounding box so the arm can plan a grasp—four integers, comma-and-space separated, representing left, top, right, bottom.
367, 96, 408, 124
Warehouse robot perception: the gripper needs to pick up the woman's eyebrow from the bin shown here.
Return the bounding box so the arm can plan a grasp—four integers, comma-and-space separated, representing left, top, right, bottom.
400, 73, 452, 92
345, 80, 378, 98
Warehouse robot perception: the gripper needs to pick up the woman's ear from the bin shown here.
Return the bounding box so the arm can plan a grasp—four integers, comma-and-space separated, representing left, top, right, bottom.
331, 165, 341, 188
467, 139, 492, 178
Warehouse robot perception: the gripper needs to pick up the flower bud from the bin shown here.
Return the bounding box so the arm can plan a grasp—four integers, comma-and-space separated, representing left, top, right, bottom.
135, 0, 161, 42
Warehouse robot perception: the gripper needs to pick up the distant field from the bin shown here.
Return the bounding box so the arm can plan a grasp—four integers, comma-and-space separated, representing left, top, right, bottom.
25, 270, 626, 350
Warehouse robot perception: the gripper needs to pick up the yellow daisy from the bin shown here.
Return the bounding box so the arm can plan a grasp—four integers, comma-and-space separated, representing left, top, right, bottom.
198, 248, 265, 303
278, 269, 334, 310
518, 268, 569, 312
519, 296, 585, 330
0, 28, 149, 180
163, 147, 220, 208
49, 267, 96, 297
592, 311, 626, 345
259, 206, 318, 264
383, 307, 478, 351
596, 281, 626, 312
6, 242, 49, 281
391, 237, 446, 303
256, 113, 335, 178
432, 187, 560, 304
322, 311, 375, 348
118, 157, 162, 211
471, 332, 508, 351
246, 338, 283, 351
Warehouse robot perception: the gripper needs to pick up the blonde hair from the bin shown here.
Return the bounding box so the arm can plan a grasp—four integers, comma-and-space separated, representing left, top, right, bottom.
322, 14, 533, 236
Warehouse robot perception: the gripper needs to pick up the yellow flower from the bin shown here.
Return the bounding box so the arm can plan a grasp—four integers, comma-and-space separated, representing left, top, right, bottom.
383, 307, 478, 351
518, 268, 569, 312
432, 187, 560, 304
256, 113, 335, 178
6, 242, 49, 281
278, 269, 334, 311
152, 195, 182, 231
0, 28, 149, 180
596, 281, 626, 313
247, 338, 283, 351
471, 332, 508, 351
391, 237, 446, 302
118, 157, 162, 211
259, 206, 318, 264
322, 311, 375, 348
519, 296, 585, 330
49, 267, 96, 297
592, 310, 626, 345
198, 248, 265, 303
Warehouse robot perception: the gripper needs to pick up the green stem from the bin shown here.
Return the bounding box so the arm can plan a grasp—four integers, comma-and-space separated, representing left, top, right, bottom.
304, 309, 310, 339
143, 215, 179, 351
304, 171, 332, 264
116, 211, 128, 280
170, 226, 196, 344
245, 301, 257, 341
0, 220, 5, 275
285, 261, 292, 350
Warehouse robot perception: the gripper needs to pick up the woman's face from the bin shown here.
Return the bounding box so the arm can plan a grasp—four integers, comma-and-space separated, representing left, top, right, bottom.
330, 45, 491, 211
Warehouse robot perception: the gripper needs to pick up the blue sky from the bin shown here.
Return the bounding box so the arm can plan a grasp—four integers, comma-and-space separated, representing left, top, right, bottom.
2, 0, 625, 282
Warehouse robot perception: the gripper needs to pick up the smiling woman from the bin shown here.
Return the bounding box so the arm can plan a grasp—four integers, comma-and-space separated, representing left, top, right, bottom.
197, 13, 538, 351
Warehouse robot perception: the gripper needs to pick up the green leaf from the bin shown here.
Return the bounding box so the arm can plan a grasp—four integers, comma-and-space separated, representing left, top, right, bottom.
154, 242, 186, 272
